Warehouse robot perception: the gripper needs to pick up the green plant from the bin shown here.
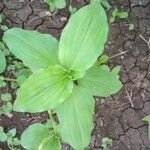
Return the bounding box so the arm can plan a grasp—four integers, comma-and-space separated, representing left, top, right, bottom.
0, 93, 13, 116
129, 23, 135, 31
3, 2, 122, 150
110, 7, 128, 23
44, 0, 66, 12
0, 126, 20, 150
142, 115, 150, 140
101, 137, 113, 149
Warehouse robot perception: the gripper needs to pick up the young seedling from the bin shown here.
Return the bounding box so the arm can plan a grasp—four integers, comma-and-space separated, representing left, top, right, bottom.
44, 0, 66, 12
3, 2, 122, 150
129, 23, 135, 31
0, 93, 13, 116
101, 137, 113, 149
0, 126, 21, 150
110, 7, 128, 23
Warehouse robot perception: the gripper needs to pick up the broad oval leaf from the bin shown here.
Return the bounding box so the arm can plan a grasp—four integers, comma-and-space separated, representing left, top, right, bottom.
0, 50, 6, 73
59, 2, 108, 73
39, 137, 61, 150
13, 65, 73, 112
56, 86, 95, 150
3, 28, 59, 72
21, 123, 50, 150
79, 66, 123, 97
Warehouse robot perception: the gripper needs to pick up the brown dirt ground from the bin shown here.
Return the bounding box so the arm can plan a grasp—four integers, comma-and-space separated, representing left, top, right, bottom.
0, 0, 150, 149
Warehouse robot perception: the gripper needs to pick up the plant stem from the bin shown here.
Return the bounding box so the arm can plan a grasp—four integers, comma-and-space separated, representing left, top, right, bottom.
0, 76, 16, 82
48, 110, 57, 135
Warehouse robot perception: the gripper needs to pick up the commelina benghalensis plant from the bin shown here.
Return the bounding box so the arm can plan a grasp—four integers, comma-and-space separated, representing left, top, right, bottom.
3, 2, 122, 150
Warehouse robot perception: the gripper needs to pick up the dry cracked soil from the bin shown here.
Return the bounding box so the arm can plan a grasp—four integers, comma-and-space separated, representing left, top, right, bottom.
0, 0, 150, 150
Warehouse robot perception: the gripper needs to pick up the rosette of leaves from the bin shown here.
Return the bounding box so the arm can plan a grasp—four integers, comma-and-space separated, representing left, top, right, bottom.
3, 2, 122, 150
0, 126, 20, 149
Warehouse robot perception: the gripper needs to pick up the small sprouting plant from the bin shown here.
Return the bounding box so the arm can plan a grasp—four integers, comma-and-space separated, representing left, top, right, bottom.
0, 126, 21, 150
142, 115, 150, 140
3, 2, 122, 150
110, 7, 128, 23
129, 23, 135, 31
101, 137, 113, 149
0, 93, 13, 116
44, 0, 66, 12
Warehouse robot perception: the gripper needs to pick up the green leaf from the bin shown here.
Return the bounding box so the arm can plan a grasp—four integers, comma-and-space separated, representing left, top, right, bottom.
0, 132, 7, 142
3, 48, 10, 56
13, 65, 73, 112
16, 69, 31, 86
11, 82, 19, 89
69, 70, 86, 80
16, 69, 31, 78
12, 138, 21, 146
59, 2, 108, 73
97, 55, 109, 65
21, 123, 50, 150
112, 7, 118, 17
55, 0, 66, 9
142, 115, 150, 140
3, 28, 59, 72
101, 137, 112, 149
112, 65, 121, 75
117, 11, 128, 18
39, 137, 61, 150
0, 50, 6, 73
69, 5, 77, 15
110, 17, 115, 23
56, 86, 95, 150
1, 93, 12, 101
0, 80, 6, 88
100, 0, 111, 11
79, 66, 122, 97
129, 23, 135, 30
16, 75, 28, 86
8, 128, 16, 137
0, 126, 7, 142
0, 41, 5, 50
2, 102, 13, 113
7, 136, 13, 145
1, 25, 8, 32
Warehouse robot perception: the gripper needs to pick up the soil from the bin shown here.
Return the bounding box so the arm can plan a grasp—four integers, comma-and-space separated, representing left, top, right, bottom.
0, 0, 150, 150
